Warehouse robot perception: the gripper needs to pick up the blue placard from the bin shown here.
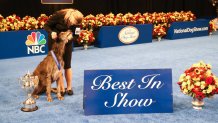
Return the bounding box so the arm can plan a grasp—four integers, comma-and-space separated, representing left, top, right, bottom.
0, 30, 48, 59
84, 69, 173, 115
95, 24, 153, 48
166, 19, 209, 39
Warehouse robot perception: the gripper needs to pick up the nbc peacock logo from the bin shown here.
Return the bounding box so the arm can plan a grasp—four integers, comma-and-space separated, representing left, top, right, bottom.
25, 32, 46, 54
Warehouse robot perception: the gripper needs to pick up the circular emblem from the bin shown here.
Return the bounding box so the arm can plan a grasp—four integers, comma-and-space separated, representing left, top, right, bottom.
118, 26, 139, 44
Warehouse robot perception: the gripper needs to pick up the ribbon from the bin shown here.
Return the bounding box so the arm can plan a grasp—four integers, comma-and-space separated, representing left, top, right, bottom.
51, 50, 61, 70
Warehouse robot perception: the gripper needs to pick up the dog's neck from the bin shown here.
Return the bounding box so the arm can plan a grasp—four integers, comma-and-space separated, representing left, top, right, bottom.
51, 42, 66, 61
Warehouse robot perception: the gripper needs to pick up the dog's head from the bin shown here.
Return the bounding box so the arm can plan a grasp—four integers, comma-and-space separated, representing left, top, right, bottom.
58, 30, 73, 43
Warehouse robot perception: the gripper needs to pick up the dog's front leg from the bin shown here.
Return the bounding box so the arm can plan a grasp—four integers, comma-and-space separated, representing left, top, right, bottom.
46, 80, 53, 102
56, 74, 64, 101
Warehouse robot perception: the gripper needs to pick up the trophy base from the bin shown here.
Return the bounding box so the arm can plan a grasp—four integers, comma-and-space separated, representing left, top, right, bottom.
21, 106, 38, 112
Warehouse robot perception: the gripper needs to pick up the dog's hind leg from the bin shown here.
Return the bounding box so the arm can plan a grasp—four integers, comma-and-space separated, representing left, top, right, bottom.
32, 84, 45, 99
32, 87, 40, 99
51, 88, 58, 93
56, 74, 64, 100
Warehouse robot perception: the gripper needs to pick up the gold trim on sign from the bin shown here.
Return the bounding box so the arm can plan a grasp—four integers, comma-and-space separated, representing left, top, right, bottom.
41, 0, 73, 4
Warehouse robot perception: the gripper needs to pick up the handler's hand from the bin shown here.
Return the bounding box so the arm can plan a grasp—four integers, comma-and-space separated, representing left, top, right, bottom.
51, 32, 57, 40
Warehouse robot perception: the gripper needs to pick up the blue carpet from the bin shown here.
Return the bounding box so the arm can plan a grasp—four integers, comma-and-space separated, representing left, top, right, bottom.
0, 33, 218, 123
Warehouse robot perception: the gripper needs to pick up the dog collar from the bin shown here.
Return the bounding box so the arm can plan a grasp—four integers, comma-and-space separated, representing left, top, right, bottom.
51, 50, 61, 70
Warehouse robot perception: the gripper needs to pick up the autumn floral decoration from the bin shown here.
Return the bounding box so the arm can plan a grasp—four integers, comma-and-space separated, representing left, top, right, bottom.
77, 30, 95, 50
153, 24, 167, 41
177, 61, 218, 101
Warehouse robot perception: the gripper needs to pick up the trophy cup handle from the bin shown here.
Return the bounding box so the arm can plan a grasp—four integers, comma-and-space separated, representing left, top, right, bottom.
34, 76, 39, 87
18, 77, 24, 88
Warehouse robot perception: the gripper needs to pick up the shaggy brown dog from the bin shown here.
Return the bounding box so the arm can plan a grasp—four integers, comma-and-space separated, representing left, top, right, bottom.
44, 8, 84, 95
32, 30, 73, 102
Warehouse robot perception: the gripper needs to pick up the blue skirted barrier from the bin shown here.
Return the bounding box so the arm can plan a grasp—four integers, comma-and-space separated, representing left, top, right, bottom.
0, 29, 75, 59
0, 19, 210, 59
95, 24, 153, 48
0, 29, 48, 59
166, 19, 209, 39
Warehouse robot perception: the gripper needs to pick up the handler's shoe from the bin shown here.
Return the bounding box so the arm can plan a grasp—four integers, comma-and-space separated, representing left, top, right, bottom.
66, 89, 74, 95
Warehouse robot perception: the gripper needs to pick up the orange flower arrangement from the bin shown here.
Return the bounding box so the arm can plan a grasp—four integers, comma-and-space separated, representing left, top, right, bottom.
4, 14, 23, 31
209, 19, 217, 33
81, 14, 96, 31
37, 14, 49, 29
0, 14, 49, 32
80, 11, 196, 30
153, 24, 167, 38
77, 30, 95, 46
0, 11, 196, 32
177, 61, 218, 101
22, 16, 38, 30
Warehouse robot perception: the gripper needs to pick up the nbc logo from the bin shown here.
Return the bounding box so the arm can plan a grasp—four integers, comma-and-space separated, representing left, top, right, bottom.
25, 32, 46, 54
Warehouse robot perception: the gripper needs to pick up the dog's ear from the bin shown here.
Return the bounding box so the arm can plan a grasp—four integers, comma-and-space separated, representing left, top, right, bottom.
67, 33, 73, 41
58, 31, 72, 43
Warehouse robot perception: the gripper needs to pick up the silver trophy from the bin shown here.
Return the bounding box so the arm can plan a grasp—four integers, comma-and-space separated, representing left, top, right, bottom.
19, 71, 39, 112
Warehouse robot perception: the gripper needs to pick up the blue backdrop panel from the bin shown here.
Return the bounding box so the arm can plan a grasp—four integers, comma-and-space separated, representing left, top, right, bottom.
95, 24, 153, 48
166, 19, 209, 39
84, 69, 173, 115
0, 29, 75, 59
0, 29, 48, 59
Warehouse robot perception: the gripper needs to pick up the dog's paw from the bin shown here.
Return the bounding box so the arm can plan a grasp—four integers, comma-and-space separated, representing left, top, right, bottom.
33, 95, 39, 99
47, 97, 53, 102
57, 96, 64, 101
